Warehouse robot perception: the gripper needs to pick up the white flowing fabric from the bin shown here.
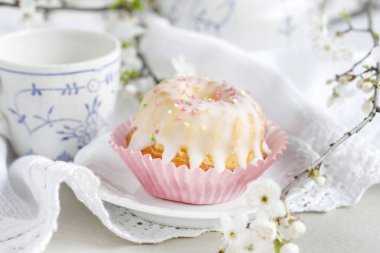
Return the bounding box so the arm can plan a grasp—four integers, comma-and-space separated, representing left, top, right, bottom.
140, 16, 380, 212
1, 15, 380, 253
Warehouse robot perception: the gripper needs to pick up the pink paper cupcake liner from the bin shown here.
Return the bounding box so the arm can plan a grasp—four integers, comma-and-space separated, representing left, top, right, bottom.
109, 118, 288, 205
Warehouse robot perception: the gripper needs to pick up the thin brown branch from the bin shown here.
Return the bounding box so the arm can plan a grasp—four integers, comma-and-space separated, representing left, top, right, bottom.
283, 1, 380, 199
283, 84, 379, 199
336, 49, 374, 79
135, 35, 160, 84
0, 0, 131, 12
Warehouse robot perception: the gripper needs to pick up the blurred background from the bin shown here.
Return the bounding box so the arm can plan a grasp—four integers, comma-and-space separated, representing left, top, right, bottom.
1, 0, 380, 145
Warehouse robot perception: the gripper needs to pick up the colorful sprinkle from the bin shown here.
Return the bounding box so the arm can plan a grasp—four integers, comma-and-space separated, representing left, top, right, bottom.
150, 133, 156, 143
191, 109, 199, 115
232, 98, 238, 104
174, 103, 179, 108
154, 101, 160, 107
184, 121, 191, 127
143, 103, 147, 108
181, 106, 187, 112
155, 129, 160, 134
215, 90, 221, 99
168, 109, 173, 114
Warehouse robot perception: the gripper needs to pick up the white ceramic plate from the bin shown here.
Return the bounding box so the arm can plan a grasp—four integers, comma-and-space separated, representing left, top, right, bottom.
74, 134, 256, 229
74, 106, 315, 230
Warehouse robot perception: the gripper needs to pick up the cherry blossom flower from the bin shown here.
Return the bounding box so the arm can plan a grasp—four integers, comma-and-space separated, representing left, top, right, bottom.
356, 79, 374, 93
332, 46, 354, 61
250, 219, 277, 243
105, 13, 145, 41
362, 97, 374, 114
220, 213, 249, 243
228, 229, 267, 253
244, 179, 286, 218
315, 174, 327, 186
220, 180, 305, 253
280, 220, 306, 241
20, 0, 36, 15
337, 75, 353, 85
280, 243, 300, 253
122, 46, 143, 71
310, 15, 353, 61
310, 15, 328, 40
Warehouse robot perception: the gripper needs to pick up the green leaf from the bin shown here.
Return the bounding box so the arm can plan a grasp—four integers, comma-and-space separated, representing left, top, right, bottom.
109, 0, 143, 11
274, 239, 283, 253
326, 79, 334, 85
121, 40, 130, 49
110, 0, 127, 9
374, 32, 380, 43
120, 70, 140, 83
129, 0, 143, 10
339, 10, 350, 23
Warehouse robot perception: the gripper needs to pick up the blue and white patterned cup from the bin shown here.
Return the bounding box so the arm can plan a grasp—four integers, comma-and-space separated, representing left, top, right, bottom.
0, 29, 121, 161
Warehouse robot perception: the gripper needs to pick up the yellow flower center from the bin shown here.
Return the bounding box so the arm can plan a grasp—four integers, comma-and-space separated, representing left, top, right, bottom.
261, 195, 268, 203
245, 244, 255, 251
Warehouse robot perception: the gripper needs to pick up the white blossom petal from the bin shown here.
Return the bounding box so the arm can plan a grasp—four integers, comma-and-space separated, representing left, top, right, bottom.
356, 79, 374, 93
230, 229, 262, 253
332, 46, 353, 61
280, 243, 300, 253
245, 179, 284, 217
280, 220, 306, 240
171, 55, 197, 77
362, 98, 373, 114
20, 0, 36, 14
122, 47, 143, 71
251, 220, 277, 243
105, 13, 145, 41
268, 200, 286, 218
220, 213, 249, 243
315, 175, 327, 185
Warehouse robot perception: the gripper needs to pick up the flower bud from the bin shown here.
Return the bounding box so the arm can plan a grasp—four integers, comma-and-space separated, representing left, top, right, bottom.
281, 243, 300, 253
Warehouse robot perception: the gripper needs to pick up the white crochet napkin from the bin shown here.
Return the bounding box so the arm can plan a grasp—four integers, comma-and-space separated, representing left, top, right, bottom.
1, 15, 380, 253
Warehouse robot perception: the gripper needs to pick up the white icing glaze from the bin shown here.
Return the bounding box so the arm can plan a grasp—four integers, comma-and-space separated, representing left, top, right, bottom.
129, 77, 268, 172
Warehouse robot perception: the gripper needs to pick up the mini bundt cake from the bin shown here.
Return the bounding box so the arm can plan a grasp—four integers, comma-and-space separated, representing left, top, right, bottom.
126, 76, 270, 172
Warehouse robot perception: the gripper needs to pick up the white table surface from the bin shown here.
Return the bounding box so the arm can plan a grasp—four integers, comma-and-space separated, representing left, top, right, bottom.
45, 183, 380, 253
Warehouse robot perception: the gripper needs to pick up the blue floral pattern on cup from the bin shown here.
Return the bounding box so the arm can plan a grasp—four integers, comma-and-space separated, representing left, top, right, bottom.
167, 0, 237, 34
7, 71, 118, 161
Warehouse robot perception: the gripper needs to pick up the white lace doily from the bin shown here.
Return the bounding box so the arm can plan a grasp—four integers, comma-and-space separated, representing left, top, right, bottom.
0, 147, 211, 253
2, 124, 380, 253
